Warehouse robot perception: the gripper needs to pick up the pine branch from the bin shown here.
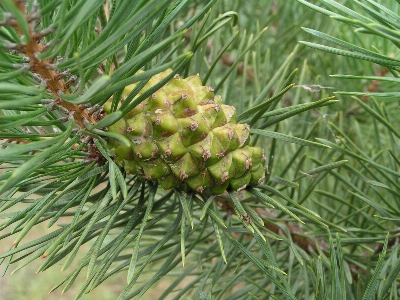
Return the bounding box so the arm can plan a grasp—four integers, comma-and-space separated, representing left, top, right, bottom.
215, 195, 326, 253
1, 0, 398, 298
6, 0, 99, 128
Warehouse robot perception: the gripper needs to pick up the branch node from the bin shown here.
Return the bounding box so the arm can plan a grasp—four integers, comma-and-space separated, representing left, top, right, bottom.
2, 41, 23, 50
31, 0, 40, 14
78, 103, 91, 109
64, 75, 77, 89
83, 118, 91, 126
41, 99, 54, 104
56, 56, 64, 64
14, 63, 31, 72
27, 12, 41, 23
68, 111, 75, 121
72, 81, 81, 93
81, 136, 91, 144
88, 104, 101, 114
58, 116, 69, 123
34, 26, 55, 39
56, 104, 70, 115
41, 41, 52, 52
44, 101, 57, 111
54, 69, 71, 80
39, 78, 48, 88
43, 63, 56, 70
0, 12, 15, 26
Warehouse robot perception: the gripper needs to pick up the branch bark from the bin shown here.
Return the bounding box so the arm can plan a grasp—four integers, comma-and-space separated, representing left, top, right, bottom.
11, 0, 98, 128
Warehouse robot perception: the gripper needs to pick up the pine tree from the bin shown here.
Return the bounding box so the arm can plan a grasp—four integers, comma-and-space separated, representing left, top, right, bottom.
0, 0, 399, 299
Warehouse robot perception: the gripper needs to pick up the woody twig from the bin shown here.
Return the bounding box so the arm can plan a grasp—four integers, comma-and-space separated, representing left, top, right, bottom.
6, 0, 98, 128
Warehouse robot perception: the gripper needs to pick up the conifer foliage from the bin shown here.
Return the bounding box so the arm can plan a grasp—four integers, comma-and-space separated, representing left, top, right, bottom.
0, 0, 399, 299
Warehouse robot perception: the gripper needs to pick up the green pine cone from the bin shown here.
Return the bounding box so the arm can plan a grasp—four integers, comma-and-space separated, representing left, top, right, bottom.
105, 69, 266, 194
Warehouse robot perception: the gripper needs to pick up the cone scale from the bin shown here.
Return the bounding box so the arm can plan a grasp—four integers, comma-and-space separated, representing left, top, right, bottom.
105, 69, 266, 194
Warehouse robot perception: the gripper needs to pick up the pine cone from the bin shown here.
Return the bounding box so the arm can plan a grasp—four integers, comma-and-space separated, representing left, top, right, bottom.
105, 69, 266, 194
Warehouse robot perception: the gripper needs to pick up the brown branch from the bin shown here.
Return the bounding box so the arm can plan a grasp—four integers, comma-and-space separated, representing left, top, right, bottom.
214, 196, 323, 253
215, 196, 400, 284
10, 0, 98, 128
